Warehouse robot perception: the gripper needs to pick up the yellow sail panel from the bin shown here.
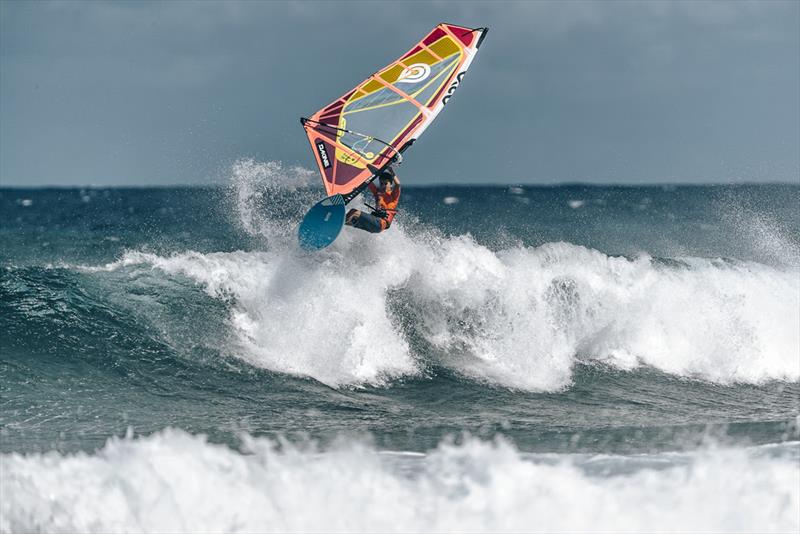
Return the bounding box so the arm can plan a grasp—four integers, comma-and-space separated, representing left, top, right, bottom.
302, 23, 488, 196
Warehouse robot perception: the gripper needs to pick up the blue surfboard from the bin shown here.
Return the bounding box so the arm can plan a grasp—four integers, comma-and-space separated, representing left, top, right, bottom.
298, 194, 346, 250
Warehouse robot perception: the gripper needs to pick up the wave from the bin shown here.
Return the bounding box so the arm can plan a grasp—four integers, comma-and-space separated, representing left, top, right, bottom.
77, 230, 799, 390
6, 163, 797, 390
2, 429, 798, 533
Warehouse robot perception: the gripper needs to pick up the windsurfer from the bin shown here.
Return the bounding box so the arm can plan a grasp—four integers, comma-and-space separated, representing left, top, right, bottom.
345, 166, 400, 233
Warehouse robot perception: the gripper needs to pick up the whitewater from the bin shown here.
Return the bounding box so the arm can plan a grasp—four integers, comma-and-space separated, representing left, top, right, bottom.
1, 160, 798, 532
84, 238, 799, 390
3, 431, 798, 533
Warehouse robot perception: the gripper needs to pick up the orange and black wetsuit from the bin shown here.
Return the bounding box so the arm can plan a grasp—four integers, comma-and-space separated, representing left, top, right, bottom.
367, 181, 400, 231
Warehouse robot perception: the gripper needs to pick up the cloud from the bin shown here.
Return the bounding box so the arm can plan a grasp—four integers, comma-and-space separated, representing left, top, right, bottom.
1, 0, 797, 185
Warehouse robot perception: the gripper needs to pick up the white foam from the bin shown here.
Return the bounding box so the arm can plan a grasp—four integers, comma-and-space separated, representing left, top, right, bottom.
86, 230, 799, 390
91, 248, 418, 387
2, 430, 798, 533
76, 161, 800, 390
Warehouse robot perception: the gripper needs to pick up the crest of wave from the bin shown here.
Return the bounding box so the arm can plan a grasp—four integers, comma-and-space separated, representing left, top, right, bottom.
2, 429, 798, 534
94, 227, 799, 391
95, 247, 420, 388
86, 159, 799, 390
393, 237, 800, 389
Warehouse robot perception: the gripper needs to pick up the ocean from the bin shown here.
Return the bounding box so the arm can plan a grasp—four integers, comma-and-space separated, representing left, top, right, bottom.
1, 160, 799, 532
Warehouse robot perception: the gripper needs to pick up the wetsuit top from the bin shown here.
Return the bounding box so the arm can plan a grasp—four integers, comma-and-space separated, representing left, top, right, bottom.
368, 182, 401, 228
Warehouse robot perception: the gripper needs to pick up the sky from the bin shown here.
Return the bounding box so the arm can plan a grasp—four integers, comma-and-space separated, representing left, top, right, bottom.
1, 0, 798, 186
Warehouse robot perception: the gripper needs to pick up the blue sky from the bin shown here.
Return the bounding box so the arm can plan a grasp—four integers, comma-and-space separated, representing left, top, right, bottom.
1, 0, 798, 186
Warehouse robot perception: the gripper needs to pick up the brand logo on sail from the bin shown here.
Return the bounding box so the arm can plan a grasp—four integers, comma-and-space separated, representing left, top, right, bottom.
316, 141, 331, 168
397, 63, 431, 84
442, 72, 466, 106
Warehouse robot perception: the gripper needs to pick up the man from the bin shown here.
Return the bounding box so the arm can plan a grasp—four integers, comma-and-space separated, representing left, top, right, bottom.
345, 166, 400, 233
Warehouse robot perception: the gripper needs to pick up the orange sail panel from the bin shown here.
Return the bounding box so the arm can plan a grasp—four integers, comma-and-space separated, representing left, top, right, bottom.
302, 23, 488, 196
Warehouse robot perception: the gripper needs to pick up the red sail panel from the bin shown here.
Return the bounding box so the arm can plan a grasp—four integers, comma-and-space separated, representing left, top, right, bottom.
302, 23, 488, 196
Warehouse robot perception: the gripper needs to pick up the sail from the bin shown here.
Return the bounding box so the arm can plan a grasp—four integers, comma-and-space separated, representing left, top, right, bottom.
301, 23, 488, 196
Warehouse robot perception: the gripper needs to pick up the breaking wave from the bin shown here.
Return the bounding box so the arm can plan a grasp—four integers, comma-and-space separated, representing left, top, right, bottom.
2, 429, 798, 533
35, 160, 797, 390
80, 234, 799, 390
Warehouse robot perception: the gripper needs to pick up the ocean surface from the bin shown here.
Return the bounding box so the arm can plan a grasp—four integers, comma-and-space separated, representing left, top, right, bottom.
2, 160, 799, 532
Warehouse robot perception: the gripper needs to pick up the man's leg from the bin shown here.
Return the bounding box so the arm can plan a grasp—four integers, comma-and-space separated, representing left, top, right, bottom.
345, 209, 361, 226
349, 211, 384, 233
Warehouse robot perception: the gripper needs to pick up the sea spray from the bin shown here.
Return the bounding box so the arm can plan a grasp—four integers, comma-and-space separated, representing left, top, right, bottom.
2, 429, 798, 534
228, 158, 318, 247
85, 234, 800, 390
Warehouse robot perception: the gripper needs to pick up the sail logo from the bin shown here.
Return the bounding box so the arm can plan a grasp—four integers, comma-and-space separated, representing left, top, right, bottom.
442, 72, 466, 106
397, 63, 431, 84
316, 141, 331, 168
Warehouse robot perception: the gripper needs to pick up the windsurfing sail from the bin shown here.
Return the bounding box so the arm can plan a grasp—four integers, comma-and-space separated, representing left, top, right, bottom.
301, 23, 488, 197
